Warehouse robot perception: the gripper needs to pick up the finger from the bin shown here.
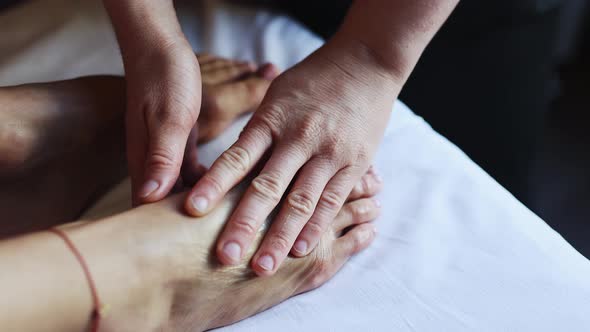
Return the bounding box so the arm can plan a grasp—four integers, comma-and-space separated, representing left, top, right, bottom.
185, 122, 272, 216
292, 166, 360, 257
137, 112, 194, 203
180, 126, 202, 187
251, 158, 336, 276
333, 198, 381, 232
347, 166, 383, 201
334, 223, 377, 258
202, 63, 257, 85
215, 145, 309, 266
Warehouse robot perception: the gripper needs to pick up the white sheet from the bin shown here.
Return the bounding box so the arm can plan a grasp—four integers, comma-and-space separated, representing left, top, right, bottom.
2, 1, 590, 331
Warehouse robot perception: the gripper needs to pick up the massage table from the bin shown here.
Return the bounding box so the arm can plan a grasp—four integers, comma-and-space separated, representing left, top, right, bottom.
1, 1, 589, 331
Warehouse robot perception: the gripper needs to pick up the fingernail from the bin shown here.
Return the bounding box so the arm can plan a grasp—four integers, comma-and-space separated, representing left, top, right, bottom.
191, 196, 209, 213
257, 255, 275, 271
222, 242, 242, 263
139, 180, 159, 198
374, 198, 381, 208
293, 240, 308, 255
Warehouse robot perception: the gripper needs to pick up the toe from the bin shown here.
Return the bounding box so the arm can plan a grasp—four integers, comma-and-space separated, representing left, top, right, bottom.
347, 167, 383, 201
202, 63, 257, 85
334, 223, 376, 258
196, 53, 215, 65
333, 198, 381, 232
216, 75, 271, 115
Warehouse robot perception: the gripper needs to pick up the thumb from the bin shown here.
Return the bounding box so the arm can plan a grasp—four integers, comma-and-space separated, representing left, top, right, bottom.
136, 117, 193, 203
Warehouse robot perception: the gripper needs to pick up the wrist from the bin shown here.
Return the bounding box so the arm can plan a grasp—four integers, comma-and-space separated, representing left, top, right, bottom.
103, 0, 187, 65
323, 33, 409, 91
310, 39, 401, 110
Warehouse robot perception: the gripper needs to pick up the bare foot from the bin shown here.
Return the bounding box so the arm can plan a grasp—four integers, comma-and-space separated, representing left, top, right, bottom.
198, 56, 278, 142
97, 169, 382, 331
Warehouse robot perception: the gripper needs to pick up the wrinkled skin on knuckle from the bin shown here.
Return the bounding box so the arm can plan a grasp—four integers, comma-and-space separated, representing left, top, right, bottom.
296, 112, 324, 143
219, 146, 251, 173
303, 219, 325, 240
286, 190, 316, 217
251, 172, 283, 203
200, 173, 225, 195
253, 102, 287, 138
319, 190, 344, 211
268, 230, 292, 254
232, 215, 259, 237
146, 147, 182, 171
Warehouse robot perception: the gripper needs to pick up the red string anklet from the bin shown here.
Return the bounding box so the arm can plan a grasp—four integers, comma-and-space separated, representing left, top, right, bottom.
49, 227, 101, 332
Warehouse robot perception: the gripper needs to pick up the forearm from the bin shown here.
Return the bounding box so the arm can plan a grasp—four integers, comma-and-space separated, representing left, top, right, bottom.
331, 0, 459, 85
0, 217, 173, 332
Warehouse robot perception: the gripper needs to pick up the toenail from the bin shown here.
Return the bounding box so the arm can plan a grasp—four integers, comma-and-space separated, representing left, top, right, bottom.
374, 198, 381, 208
139, 180, 159, 198
294, 240, 308, 255
191, 196, 208, 213
222, 242, 242, 262
257, 255, 274, 271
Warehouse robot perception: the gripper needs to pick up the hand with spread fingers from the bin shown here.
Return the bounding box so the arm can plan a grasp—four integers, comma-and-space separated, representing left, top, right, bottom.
184, 0, 459, 275
103, 0, 458, 275
186, 46, 396, 276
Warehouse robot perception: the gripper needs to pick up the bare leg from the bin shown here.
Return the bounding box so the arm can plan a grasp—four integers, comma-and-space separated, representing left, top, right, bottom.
0, 55, 279, 237
0, 77, 127, 236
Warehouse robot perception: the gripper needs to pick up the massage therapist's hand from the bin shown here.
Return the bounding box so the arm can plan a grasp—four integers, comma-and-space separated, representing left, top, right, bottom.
103, 0, 204, 205
125, 42, 203, 205
186, 42, 399, 276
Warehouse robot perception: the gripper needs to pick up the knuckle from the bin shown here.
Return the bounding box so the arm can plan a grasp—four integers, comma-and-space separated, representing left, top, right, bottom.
251, 172, 283, 203
355, 146, 370, 164
286, 190, 316, 217
147, 148, 181, 171
232, 215, 259, 236
219, 146, 251, 173
256, 103, 286, 136
200, 173, 225, 195
319, 190, 344, 211
298, 114, 323, 141
269, 231, 292, 253
304, 219, 325, 239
